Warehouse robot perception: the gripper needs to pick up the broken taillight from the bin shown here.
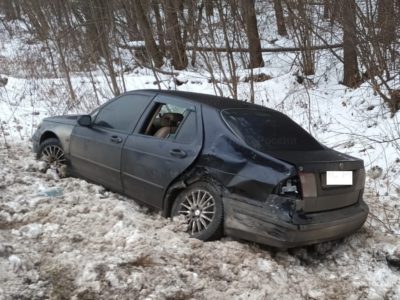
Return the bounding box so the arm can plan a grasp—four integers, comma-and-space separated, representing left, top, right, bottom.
299, 172, 317, 198
275, 176, 301, 198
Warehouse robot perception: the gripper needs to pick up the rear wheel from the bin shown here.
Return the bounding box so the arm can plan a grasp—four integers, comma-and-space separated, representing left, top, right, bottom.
38, 138, 67, 176
171, 181, 223, 241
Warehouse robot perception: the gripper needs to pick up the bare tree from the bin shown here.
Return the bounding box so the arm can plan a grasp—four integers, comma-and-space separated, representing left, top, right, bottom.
188, 1, 204, 66
84, 0, 121, 95
133, 0, 164, 68
1, 0, 398, 116
164, 0, 188, 70
152, 0, 166, 57
205, 0, 213, 16
119, 0, 141, 41
340, 0, 359, 87
377, 0, 396, 46
286, 0, 315, 75
355, 0, 399, 115
273, 0, 288, 36
240, 0, 264, 68
1, 0, 20, 20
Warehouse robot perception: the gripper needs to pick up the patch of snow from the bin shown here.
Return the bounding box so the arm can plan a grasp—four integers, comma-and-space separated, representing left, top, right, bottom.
8, 255, 22, 272
20, 223, 43, 239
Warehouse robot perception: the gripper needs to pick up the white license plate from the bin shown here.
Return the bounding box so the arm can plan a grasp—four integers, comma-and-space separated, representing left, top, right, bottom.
326, 171, 353, 185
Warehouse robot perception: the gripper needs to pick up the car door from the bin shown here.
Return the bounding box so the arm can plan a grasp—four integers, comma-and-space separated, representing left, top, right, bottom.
69, 93, 153, 192
121, 95, 203, 209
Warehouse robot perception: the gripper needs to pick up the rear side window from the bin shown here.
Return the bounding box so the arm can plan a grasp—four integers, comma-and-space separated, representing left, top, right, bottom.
221, 109, 323, 151
174, 111, 197, 143
94, 94, 151, 133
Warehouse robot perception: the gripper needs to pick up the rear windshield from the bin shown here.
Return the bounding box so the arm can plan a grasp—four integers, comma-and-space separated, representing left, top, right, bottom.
221, 108, 323, 151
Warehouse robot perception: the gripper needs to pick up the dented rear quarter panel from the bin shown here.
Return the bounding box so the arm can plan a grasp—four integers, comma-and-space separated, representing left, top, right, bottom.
196, 105, 297, 202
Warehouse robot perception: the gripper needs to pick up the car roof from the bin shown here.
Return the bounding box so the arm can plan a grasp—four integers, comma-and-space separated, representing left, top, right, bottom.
132, 89, 264, 111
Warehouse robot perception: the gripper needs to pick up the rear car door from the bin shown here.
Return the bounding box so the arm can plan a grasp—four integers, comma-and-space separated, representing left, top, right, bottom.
70, 93, 152, 192
122, 95, 203, 209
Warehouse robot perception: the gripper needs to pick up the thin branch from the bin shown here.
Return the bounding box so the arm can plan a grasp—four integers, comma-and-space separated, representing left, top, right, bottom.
327, 130, 400, 144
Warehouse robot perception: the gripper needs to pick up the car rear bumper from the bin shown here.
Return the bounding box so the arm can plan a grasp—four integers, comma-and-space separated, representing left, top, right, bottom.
223, 196, 369, 248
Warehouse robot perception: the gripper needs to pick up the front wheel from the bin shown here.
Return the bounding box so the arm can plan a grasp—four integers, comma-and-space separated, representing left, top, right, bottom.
171, 181, 224, 241
37, 138, 67, 176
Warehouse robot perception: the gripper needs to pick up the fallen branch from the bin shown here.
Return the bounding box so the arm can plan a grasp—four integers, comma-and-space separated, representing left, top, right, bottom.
119, 43, 343, 53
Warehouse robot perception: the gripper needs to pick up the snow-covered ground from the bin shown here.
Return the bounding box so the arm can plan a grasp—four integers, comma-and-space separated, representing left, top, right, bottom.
0, 143, 399, 299
1, 16, 400, 299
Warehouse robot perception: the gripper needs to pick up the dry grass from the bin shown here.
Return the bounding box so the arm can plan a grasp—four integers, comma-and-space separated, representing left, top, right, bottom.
117, 255, 155, 269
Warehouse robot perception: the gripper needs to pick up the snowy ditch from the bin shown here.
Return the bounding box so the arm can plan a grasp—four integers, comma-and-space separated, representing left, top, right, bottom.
0, 143, 399, 299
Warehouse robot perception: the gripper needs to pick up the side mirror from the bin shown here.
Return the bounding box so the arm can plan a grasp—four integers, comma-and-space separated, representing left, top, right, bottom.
78, 115, 92, 127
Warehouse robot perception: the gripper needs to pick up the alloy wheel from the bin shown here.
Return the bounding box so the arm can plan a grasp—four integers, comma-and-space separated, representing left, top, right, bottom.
177, 189, 216, 235
41, 144, 66, 169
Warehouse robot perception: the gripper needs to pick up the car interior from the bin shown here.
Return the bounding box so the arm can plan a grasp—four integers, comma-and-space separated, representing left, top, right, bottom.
143, 103, 185, 139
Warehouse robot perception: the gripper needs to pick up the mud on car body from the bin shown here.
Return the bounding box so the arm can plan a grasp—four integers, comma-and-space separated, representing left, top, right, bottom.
33, 90, 368, 248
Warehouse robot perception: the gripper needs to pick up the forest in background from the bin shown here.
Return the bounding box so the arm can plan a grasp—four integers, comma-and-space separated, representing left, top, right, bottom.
0, 0, 399, 115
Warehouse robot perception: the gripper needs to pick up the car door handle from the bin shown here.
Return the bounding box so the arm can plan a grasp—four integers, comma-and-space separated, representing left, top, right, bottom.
110, 135, 123, 144
170, 149, 187, 158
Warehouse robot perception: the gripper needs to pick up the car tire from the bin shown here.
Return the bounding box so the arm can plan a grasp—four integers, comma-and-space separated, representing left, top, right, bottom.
171, 181, 224, 241
37, 138, 68, 176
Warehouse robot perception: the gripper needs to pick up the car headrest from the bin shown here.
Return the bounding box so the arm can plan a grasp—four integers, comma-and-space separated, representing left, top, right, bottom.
162, 113, 184, 124
153, 113, 184, 128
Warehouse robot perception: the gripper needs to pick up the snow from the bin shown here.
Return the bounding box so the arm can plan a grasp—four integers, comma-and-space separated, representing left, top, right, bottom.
0, 144, 399, 299
20, 223, 43, 239
1, 16, 400, 300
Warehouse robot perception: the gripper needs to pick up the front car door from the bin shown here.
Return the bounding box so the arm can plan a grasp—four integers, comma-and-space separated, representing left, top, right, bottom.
70, 92, 153, 192
122, 95, 203, 209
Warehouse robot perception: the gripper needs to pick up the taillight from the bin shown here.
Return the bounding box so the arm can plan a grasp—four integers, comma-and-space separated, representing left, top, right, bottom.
275, 176, 301, 198
299, 172, 317, 198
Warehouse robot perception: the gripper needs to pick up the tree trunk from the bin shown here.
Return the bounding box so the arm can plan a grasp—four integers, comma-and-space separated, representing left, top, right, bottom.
241, 0, 264, 68
341, 0, 359, 87
164, 0, 188, 70
152, 0, 166, 56
286, 0, 315, 75
273, 0, 287, 36
190, 1, 204, 66
133, 0, 164, 68
122, 1, 141, 41
377, 0, 395, 46
23, 2, 49, 40
2, 0, 19, 20
205, 0, 213, 16
323, 0, 330, 19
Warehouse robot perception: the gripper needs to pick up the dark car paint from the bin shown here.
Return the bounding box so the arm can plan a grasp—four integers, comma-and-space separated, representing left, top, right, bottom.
68, 92, 156, 193
70, 125, 128, 192
32, 89, 369, 248
120, 94, 203, 209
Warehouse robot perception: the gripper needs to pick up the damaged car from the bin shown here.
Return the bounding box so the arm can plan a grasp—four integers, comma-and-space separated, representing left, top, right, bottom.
32, 90, 369, 248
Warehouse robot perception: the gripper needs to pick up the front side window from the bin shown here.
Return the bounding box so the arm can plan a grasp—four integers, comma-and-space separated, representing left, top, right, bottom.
221, 108, 323, 151
141, 102, 196, 142
94, 94, 151, 133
